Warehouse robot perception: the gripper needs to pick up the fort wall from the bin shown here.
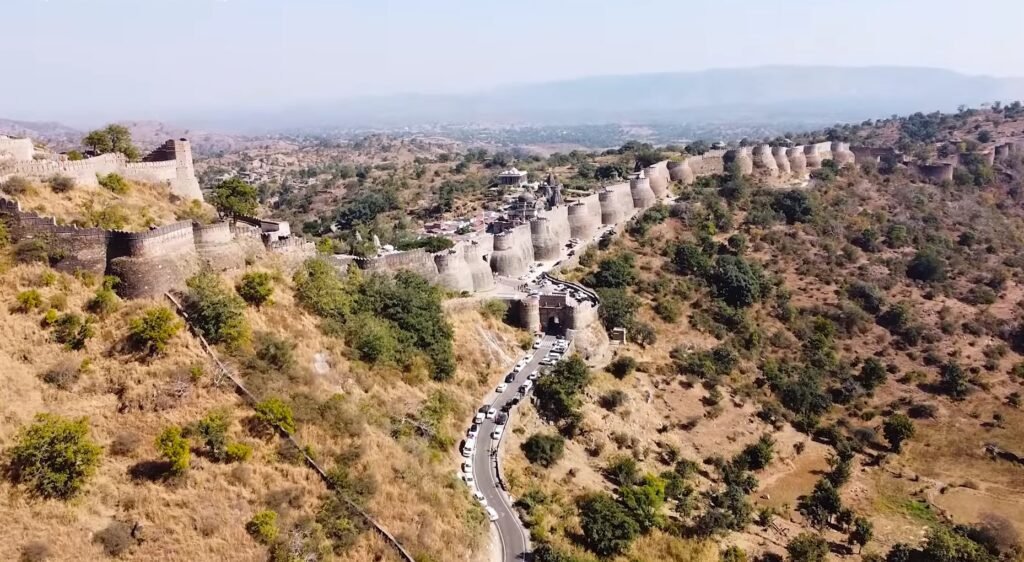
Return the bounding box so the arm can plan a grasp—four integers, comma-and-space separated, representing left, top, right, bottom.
1, 137, 203, 201
753, 145, 779, 176
0, 136, 35, 161
772, 146, 792, 174
629, 173, 657, 210
645, 163, 670, 197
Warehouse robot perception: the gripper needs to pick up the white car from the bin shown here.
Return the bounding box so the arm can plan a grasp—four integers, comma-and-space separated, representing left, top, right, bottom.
539, 357, 554, 366
528, 370, 540, 381
532, 339, 542, 349
485, 506, 499, 521
496, 383, 508, 393
462, 473, 475, 486
473, 490, 487, 505
462, 460, 473, 473
491, 427, 504, 440
473, 411, 485, 424
486, 407, 497, 420
520, 381, 533, 394
462, 439, 475, 457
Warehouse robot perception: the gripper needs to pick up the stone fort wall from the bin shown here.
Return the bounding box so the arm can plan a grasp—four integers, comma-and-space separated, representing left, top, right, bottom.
0, 195, 313, 298
0, 137, 203, 201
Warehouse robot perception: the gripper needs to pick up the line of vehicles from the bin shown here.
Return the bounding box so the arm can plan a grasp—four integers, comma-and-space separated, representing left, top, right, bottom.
457, 334, 570, 523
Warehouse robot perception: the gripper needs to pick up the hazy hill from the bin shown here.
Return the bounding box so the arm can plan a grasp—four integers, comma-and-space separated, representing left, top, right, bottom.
215, 66, 1024, 131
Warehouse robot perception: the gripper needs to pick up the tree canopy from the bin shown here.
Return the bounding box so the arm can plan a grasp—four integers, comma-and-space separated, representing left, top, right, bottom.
82, 124, 139, 160
211, 177, 260, 218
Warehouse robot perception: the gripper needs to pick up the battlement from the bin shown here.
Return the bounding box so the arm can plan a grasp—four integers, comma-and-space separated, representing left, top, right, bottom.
0, 194, 312, 298
0, 136, 34, 162
0, 136, 202, 201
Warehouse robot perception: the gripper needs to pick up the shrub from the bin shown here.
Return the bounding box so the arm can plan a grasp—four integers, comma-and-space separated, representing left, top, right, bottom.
94, 520, 137, 557
235, 271, 274, 307
155, 426, 190, 475
522, 433, 565, 467
653, 298, 680, 322
738, 434, 776, 471
605, 455, 640, 486
128, 307, 181, 355
577, 492, 639, 557
253, 332, 296, 371
858, 358, 888, 391
97, 173, 129, 195
883, 414, 915, 453
46, 175, 75, 193
708, 255, 765, 308
195, 410, 230, 461
940, 361, 969, 399
345, 313, 399, 364
1, 175, 32, 195
225, 442, 253, 463
245, 509, 279, 544
255, 398, 296, 434
599, 389, 628, 411
86, 279, 120, 316
907, 249, 947, 282
51, 312, 94, 350
786, 532, 829, 562
41, 359, 80, 390
771, 190, 815, 224
584, 253, 637, 289
14, 289, 43, 313
480, 298, 509, 320
846, 281, 885, 314
608, 355, 637, 379
184, 271, 249, 346
14, 239, 53, 264
5, 413, 101, 499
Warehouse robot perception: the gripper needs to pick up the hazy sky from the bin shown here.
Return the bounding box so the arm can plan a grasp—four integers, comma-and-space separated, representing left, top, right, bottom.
5, 0, 1024, 125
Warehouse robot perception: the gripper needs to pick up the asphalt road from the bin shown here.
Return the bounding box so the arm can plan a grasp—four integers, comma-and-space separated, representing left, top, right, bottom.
467, 334, 558, 562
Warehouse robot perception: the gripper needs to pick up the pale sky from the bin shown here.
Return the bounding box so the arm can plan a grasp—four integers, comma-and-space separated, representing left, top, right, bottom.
5, 0, 1024, 125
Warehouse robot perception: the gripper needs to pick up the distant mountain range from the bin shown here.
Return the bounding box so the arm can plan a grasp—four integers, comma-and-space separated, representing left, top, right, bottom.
7, 66, 1024, 139
199, 66, 1024, 132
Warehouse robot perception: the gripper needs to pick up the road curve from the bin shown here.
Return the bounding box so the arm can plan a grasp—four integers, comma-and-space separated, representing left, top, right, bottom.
468, 335, 557, 562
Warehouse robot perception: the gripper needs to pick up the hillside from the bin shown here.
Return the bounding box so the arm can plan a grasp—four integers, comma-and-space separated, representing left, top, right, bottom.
497, 109, 1024, 561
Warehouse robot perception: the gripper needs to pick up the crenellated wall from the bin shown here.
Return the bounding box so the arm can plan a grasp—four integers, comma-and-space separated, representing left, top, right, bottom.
914, 163, 955, 182
0, 136, 35, 161
0, 137, 203, 201
0, 194, 309, 298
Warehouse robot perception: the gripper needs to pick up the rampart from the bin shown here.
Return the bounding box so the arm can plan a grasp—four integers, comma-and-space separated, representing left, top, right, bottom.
0, 137, 203, 201
0, 136, 35, 162
0, 194, 311, 298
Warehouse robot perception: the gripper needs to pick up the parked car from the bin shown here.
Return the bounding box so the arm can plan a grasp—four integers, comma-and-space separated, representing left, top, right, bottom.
473, 490, 487, 505
528, 370, 539, 381
486, 506, 499, 521
495, 412, 509, 424
462, 438, 475, 457
532, 339, 542, 349
539, 357, 554, 366
491, 427, 504, 440
467, 424, 479, 439
519, 381, 533, 394
474, 409, 486, 424
462, 460, 473, 473
504, 373, 515, 383
496, 383, 508, 393
486, 407, 497, 419
462, 473, 475, 486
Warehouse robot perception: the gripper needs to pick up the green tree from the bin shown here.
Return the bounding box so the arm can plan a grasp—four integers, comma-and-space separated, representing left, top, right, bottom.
618, 475, 667, 532
738, 434, 775, 471
709, 255, 765, 308
184, 271, 249, 346
596, 288, 640, 331
128, 306, 181, 355
858, 357, 888, 391
51, 312, 94, 350
577, 492, 640, 557
345, 313, 399, 363
534, 355, 591, 424
5, 414, 101, 499
254, 398, 296, 434
82, 124, 139, 160
921, 526, 996, 562
156, 426, 190, 475
786, 532, 829, 562
521, 433, 565, 467
97, 172, 129, 194
906, 249, 946, 282
940, 361, 969, 399
882, 414, 915, 453
245, 509, 279, 544
849, 516, 874, 553
798, 478, 843, 529
585, 253, 637, 288
195, 410, 231, 461
772, 190, 815, 224
211, 177, 259, 217
235, 271, 274, 307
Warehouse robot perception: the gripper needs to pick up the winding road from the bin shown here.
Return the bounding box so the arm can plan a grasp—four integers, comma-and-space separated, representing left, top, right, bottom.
468, 334, 557, 562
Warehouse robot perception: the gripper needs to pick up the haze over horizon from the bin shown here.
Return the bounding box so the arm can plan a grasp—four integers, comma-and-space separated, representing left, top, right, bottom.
5, 0, 1024, 127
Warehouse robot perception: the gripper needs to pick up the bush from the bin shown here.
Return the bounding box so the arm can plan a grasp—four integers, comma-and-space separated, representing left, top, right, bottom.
51, 312, 94, 350
97, 173, 129, 195
584, 253, 637, 289
94, 520, 137, 557
155, 426, 190, 475
195, 410, 230, 461
737, 434, 775, 471
86, 278, 120, 316
521, 433, 565, 467
608, 355, 637, 379
345, 313, 399, 364
1, 175, 32, 195
236, 271, 274, 307
46, 175, 75, 193
255, 398, 296, 434
245, 509, 279, 544
708, 255, 765, 308
786, 532, 829, 562
128, 307, 181, 355
5, 413, 101, 499
907, 249, 947, 282
14, 289, 43, 313
771, 190, 814, 224
41, 359, 80, 390
184, 271, 249, 346
577, 492, 639, 557
225, 442, 253, 463
599, 389, 628, 411
253, 332, 296, 371
480, 298, 509, 320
